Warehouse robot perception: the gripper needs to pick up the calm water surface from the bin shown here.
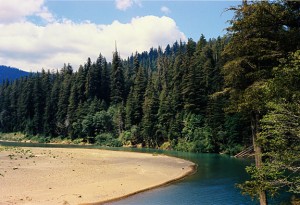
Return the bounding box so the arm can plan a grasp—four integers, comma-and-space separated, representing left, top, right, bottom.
108, 151, 255, 205
0, 141, 290, 205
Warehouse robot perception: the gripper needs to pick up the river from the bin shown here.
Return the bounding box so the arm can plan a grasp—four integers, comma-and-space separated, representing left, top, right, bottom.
0, 141, 291, 205
108, 151, 256, 205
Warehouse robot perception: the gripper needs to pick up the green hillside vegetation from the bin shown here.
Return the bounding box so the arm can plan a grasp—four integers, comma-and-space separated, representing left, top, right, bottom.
0, 1, 299, 204
1, 38, 238, 152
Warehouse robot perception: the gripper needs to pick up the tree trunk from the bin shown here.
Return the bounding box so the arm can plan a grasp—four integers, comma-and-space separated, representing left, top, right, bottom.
251, 111, 268, 205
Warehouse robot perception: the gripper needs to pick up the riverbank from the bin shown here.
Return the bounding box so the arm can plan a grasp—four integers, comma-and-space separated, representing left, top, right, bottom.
0, 146, 195, 205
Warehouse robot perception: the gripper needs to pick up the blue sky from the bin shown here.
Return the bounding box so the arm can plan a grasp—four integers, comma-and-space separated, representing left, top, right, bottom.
0, 0, 241, 72
47, 1, 239, 39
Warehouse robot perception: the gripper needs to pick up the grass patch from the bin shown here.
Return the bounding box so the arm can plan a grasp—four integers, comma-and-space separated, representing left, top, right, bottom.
0, 132, 26, 141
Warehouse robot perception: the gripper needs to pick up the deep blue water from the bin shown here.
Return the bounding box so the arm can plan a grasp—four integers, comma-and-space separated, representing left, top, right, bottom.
0, 141, 291, 205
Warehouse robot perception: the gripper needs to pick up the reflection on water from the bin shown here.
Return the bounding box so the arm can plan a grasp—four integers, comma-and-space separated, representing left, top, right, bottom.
0, 141, 290, 205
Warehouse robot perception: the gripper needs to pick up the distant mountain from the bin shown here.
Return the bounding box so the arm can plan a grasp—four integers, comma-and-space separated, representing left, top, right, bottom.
0, 65, 30, 82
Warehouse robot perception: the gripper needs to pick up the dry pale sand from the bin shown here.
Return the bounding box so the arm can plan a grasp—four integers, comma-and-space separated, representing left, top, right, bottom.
0, 147, 195, 205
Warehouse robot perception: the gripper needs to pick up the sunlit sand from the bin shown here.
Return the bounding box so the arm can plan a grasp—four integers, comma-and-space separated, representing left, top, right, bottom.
0, 147, 195, 205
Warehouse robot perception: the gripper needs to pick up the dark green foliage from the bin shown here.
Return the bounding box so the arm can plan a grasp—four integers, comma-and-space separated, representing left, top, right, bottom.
110, 51, 125, 105
141, 74, 159, 147
93, 110, 114, 134
0, 36, 232, 154
56, 64, 73, 137
96, 133, 122, 147
99, 54, 110, 103
32, 74, 44, 134
177, 113, 213, 153
224, 1, 300, 204
239, 50, 300, 200
125, 56, 147, 130
44, 72, 60, 136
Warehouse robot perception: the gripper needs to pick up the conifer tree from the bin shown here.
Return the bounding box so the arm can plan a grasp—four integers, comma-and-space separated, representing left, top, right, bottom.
44, 72, 60, 136
238, 50, 300, 200
76, 65, 87, 103
142, 73, 159, 147
21, 76, 34, 132
0, 83, 13, 131
57, 64, 73, 136
94, 54, 103, 99
85, 58, 101, 100
68, 78, 79, 127
125, 87, 134, 129
157, 88, 172, 144
110, 50, 125, 105
181, 38, 198, 113
224, 1, 300, 204
131, 65, 147, 125
170, 46, 184, 112
100, 56, 110, 103
32, 74, 44, 134
8, 79, 19, 131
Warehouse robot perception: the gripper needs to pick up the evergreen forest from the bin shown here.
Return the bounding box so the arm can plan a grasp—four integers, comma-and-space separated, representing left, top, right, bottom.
1, 37, 236, 153
0, 1, 299, 203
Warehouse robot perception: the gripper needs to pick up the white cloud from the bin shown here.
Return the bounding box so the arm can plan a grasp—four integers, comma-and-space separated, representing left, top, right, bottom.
0, 16, 186, 72
0, 0, 185, 72
115, 0, 141, 11
115, 0, 133, 11
0, 0, 54, 23
36, 6, 55, 23
161, 6, 171, 15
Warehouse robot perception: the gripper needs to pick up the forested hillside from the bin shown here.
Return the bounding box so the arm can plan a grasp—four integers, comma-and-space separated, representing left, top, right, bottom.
0, 37, 249, 153
0, 66, 29, 82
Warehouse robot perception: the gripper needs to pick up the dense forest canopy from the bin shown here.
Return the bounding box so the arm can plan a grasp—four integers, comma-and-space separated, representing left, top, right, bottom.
1, 37, 246, 153
0, 0, 299, 204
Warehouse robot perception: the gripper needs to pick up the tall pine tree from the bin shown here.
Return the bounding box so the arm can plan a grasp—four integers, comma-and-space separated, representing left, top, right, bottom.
110, 50, 125, 105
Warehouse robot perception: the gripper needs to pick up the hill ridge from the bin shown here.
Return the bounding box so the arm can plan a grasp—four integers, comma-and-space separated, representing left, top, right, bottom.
0, 65, 29, 82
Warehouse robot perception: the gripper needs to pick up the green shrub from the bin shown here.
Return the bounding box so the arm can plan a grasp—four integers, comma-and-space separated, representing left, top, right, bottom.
95, 133, 122, 147
25, 134, 50, 143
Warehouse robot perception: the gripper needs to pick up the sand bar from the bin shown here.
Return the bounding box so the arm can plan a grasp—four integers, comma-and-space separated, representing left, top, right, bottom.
0, 146, 195, 205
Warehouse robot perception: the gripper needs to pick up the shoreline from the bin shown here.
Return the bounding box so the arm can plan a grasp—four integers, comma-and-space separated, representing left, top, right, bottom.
0, 146, 196, 205
88, 164, 197, 205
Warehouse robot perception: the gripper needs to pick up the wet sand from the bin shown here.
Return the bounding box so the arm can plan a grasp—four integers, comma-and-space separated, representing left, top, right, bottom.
0, 147, 195, 205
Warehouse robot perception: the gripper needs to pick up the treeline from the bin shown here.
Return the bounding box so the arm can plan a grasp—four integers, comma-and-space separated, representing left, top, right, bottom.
0, 36, 250, 153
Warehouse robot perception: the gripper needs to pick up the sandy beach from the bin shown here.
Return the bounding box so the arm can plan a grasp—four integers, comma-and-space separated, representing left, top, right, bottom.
0, 146, 195, 205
